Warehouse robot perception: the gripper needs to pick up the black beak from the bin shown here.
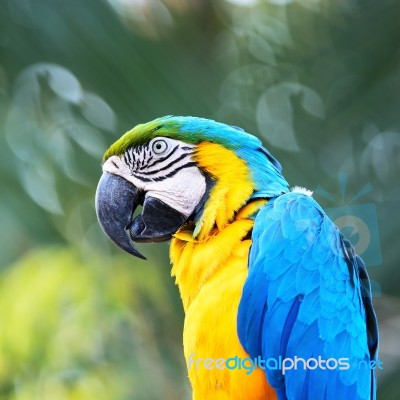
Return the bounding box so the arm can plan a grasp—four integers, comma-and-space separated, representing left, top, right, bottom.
95, 172, 187, 259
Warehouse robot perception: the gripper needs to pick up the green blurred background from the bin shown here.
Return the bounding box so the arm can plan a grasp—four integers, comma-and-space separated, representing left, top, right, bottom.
0, 0, 399, 398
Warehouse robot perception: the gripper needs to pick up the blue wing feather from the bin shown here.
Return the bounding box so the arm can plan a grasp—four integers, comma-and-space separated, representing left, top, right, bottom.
237, 192, 378, 400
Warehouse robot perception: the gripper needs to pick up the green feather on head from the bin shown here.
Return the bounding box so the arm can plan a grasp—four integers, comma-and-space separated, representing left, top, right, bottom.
104, 116, 203, 162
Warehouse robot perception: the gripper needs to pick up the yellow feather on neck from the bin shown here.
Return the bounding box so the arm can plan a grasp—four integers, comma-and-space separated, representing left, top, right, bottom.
170, 142, 266, 310
191, 142, 255, 240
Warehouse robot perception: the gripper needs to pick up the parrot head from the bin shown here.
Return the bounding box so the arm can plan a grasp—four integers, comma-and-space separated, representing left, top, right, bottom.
95, 116, 289, 259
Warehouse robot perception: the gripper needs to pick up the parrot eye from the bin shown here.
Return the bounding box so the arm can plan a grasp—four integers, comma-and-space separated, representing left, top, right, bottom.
152, 139, 168, 154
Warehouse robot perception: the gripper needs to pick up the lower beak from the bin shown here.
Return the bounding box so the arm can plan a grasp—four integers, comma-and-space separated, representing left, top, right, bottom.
95, 172, 187, 259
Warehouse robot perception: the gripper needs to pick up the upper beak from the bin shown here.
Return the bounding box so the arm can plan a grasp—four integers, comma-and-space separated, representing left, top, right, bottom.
95, 172, 187, 259
95, 172, 146, 259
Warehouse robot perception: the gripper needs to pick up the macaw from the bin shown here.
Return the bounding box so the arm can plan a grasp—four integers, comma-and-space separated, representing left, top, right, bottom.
95, 116, 378, 400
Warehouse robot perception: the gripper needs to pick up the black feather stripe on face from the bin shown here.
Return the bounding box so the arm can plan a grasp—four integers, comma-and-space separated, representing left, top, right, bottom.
124, 139, 196, 183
